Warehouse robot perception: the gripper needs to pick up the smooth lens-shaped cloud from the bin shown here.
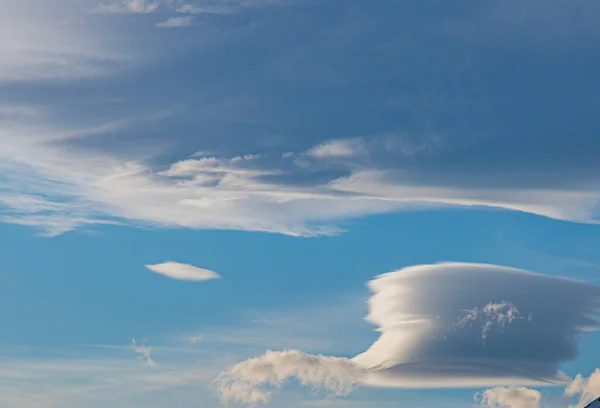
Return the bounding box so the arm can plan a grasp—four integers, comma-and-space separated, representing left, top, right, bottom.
145, 262, 221, 281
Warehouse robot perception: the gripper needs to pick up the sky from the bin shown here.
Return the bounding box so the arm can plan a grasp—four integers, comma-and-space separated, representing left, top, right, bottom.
1, 0, 600, 407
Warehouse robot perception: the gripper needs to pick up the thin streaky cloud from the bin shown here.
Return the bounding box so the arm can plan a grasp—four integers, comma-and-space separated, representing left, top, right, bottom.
156, 16, 195, 28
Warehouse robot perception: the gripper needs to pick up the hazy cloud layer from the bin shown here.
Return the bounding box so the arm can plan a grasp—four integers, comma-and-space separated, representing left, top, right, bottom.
145, 262, 221, 281
218, 263, 600, 403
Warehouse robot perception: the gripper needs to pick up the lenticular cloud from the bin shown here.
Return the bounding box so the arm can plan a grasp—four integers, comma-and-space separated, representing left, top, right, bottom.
356, 263, 600, 388
217, 263, 600, 404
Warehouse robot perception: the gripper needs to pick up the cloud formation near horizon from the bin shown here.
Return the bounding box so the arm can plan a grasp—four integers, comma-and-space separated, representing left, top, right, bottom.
217, 263, 600, 404
145, 262, 221, 281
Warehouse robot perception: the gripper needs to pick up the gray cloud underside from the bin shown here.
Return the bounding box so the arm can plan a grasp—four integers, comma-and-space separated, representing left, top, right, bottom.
1, 0, 600, 235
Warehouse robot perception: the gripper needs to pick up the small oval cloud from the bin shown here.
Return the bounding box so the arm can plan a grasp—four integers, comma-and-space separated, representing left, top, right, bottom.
145, 261, 221, 281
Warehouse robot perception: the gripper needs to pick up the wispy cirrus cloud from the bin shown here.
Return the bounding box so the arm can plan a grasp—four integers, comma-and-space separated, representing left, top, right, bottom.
2, 0, 600, 236
132, 338, 156, 366
91, 0, 165, 14
145, 261, 221, 281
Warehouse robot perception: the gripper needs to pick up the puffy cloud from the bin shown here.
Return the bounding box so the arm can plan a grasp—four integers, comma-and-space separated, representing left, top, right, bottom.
215, 350, 363, 405
565, 369, 600, 408
217, 263, 600, 404
477, 386, 542, 408
145, 262, 221, 281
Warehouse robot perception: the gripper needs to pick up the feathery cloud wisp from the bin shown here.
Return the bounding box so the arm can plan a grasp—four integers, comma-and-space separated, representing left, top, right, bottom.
91, 0, 162, 14
132, 338, 155, 366
156, 16, 195, 28
145, 262, 221, 281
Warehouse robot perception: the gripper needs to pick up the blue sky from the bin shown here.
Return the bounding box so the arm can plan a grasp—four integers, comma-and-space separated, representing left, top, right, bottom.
1, 0, 600, 407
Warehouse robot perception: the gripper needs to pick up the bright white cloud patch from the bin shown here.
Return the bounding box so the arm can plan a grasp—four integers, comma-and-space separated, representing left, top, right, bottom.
145, 262, 221, 281
217, 263, 600, 404
566, 369, 600, 408
477, 386, 542, 408
307, 139, 366, 159
216, 350, 363, 405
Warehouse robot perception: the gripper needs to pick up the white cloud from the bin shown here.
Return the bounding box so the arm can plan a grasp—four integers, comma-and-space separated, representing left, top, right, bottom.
145, 262, 221, 281
477, 386, 542, 408
132, 338, 156, 366
176, 3, 235, 14
2, 114, 600, 237
307, 139, 366, 159
92, 0, 287, 15
216, 350, 363, 405
354, 263, 598, 389
156, 16, 195, 28
329, 169, 600, 225
217, 263, 600, 404
565, 369, 600, 408
91, 0, 163, 13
